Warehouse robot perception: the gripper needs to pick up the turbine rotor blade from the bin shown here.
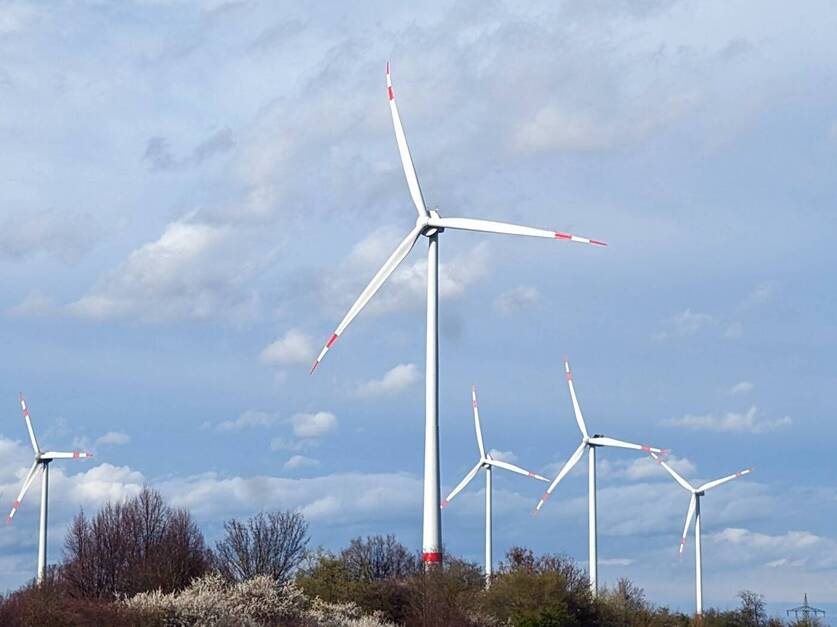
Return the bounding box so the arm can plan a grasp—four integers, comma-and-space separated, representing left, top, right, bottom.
564, 359, 588, 438
488, 458, 549, 482
7, 462, 39, 522
428, 217, 606, 247
311, 224, 423, 373
680, 494, 697, 555
19, 393, 39, 455
588, 436, 665, 454
697, 468, 752, 493
649, 451, 694, 492
535, 442, 587, 511
386, 63, 428, 218
441, 461, 483, 508
40, 451, 93, 460
471, 385, 486, 458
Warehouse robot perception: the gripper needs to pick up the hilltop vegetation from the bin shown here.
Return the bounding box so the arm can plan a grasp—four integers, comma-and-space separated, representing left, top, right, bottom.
0, 489, 819, 626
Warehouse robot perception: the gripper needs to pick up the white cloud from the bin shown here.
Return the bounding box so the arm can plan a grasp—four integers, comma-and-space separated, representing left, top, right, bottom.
654, 308, 714, 340
488, 449, 518, 463
94, 431, 130, 447
514, 106, 614, 153
660, 405, 792, 434
269, 437, 314, 453
68, 218, 266, 322
213, 410, 278, 432
260, 328, 314, 367
355, 363, 420, 398
290, 411, 337, 438
158, 471, 421, 523
283, 455, 319, 471
494, 286, 540, 316
729, 381, 754, 395
6, 291, 57, 318
512, 93, 695, 154
708, 527, 837, 570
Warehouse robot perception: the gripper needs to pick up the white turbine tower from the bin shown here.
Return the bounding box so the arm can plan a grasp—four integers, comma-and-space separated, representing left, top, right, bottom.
650, 451, 752, 619
534, 359, 666, 595
311, 64, 606, 567
7, 393, 92, 584
441, 385, 548, 585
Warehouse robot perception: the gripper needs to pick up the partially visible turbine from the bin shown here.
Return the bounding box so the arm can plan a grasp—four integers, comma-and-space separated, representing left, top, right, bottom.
535, 359, 667, 595
7, 394, 92, 584
650, 451, 752, 619
441, 385, 548, 586
311, 64, 607, 567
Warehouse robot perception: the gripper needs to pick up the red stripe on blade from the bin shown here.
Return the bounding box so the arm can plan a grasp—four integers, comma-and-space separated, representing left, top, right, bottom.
326, 333, 338, 348
388, 86, 394, 100
590, 239, 607, 246
554, 232, 571, 240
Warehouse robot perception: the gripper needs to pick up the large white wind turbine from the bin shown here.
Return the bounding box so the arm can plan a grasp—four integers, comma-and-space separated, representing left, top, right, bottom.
535, 359, 666, 595
311, 64, 606, 566
441, 385, 548, 585
650, 451, 752, 619
7, 394, 92, 584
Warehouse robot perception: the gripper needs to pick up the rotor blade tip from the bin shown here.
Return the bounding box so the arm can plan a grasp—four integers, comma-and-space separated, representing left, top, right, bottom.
5, 517, 11, 525
591, 239, 608, 247
440, 499, 448, 509
309, 360, 319, 375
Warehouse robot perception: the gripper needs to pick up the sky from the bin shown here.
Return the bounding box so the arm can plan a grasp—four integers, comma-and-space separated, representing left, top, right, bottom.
0, 0, 835, 617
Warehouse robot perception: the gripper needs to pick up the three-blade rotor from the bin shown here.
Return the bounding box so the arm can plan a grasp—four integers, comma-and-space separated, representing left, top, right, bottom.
310, 65, 607, 374
7, 394, 92, 523
441, 385, 548, 508
649, 451, 752, 554
535, 360, 666, 512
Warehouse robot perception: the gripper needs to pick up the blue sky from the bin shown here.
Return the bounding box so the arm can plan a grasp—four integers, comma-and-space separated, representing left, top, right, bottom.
0, 0, 835, 616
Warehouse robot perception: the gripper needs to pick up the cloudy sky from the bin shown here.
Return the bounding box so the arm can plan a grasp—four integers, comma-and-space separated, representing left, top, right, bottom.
0, 0, 835, 615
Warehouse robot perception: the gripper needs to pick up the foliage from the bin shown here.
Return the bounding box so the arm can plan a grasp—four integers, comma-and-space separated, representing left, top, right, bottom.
0, 493, 809, 627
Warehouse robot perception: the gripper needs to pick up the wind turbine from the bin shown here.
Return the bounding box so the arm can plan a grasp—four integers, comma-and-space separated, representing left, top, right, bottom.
310, 64, 606, 566
7, 393, 92, 584
649, 450, 752, 619
441, 385, 548, 585
534, 359, 666, 595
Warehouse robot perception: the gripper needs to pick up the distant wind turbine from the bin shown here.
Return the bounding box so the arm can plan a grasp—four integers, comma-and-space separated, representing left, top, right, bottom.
441, 385, 548, 585
311, 64, 606, 566
650, 450, 752, 619
7, 394, 92, 584
535, 359, 666, 595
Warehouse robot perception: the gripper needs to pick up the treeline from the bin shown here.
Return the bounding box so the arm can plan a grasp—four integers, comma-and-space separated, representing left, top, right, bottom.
0, 488, 821, 626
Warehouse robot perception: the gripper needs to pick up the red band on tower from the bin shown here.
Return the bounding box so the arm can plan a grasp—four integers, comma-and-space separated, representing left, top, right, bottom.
422, 551, 442, 563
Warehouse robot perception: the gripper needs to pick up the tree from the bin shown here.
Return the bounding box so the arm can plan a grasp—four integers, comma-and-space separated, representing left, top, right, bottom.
62, 487, 209, 598
482, 546, 597, 627
213, 510, 309, 582
340, 534, 418, 582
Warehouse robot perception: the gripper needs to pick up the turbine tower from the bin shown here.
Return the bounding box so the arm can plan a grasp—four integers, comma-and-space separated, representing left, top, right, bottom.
441, 385, 548, 585
311, 64, 606, 567
7, 393, 92, 584
650, 451, 752, 619
535, 359, 666, 595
